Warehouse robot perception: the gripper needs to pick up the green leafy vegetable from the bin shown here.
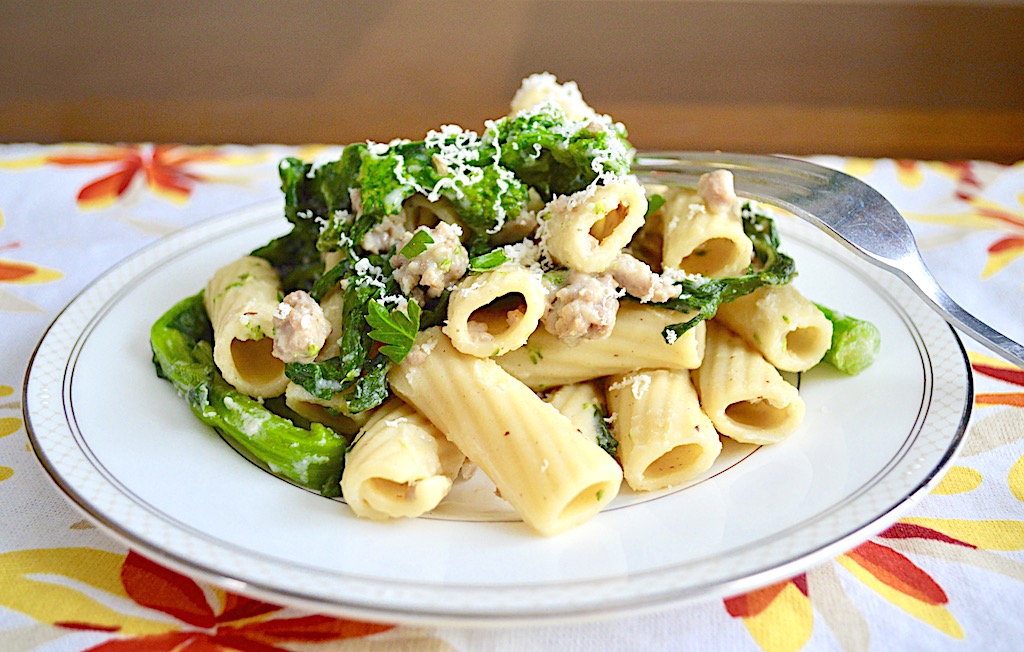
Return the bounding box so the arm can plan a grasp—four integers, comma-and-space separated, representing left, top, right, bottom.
251, 228, 323, 294
492, 104, 633, 197
468, 249, 510, 272
815, 303, 881, 375
284, 357, 353, 401
358, 147, 418, 218
150, 292, 347, 496
309, 258, 347, 303
345, 354, 393, 413
269, 112, 628, 408
589, 403, 618, 458
278, 157, 322, 222
418, 291, 451, 330
366, 299, 422, 363
316, 210, 354, 253
313, 147, 363, 214
644, 193, 666, 218
399, 229, 435, 259
294, 104, 634, 249
288, 250, 414, 412
249, 158, 331, 292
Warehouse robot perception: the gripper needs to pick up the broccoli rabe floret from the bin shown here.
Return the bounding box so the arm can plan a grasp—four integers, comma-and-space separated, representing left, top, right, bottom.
490, 104, 634, 197
358, 146, 418, 218
289, 105, 636, 248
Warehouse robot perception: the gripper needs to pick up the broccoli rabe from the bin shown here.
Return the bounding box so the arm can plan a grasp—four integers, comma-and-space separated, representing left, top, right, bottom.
491, 104, 633, 197
285, 249, 425, 412
249, 158, 329, 293
815, 303, 881, 375
281, 103, 634, 251
252, 104, 640, 410
149, 293, 347, 496
591, 402, 619, 458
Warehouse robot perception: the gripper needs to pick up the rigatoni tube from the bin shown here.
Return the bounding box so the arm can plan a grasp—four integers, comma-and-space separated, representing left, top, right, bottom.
606, 369, 721, 491
443, 267, 547, 357
390, 328, 623, 536
496, 302, 706, 390
341, 398, 464, 520
693, 322, 805, 445
658, 187, 753, 278
204, 255, 288, 398
539, 176, 647, 273
544, 381, 617, 457
714, 285, 833, 373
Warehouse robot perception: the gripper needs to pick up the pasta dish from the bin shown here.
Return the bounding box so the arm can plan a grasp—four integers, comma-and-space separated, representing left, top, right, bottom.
149, 74, 880, 536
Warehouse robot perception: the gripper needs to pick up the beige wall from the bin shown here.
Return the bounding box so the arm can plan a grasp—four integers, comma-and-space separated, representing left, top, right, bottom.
2, 0, 1022, 160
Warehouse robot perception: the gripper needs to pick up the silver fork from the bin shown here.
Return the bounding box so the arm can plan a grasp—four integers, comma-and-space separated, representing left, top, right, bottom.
634, 152, 1024, 369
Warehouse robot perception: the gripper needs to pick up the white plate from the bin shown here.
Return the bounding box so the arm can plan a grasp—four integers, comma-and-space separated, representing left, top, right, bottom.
25, 195, 972, 625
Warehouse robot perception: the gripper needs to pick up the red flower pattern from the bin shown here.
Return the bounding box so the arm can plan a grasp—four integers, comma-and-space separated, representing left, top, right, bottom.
67, 552, 392, 651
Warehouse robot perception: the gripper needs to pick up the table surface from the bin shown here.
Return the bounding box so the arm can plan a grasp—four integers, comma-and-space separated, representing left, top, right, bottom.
1, 143, 1022, 651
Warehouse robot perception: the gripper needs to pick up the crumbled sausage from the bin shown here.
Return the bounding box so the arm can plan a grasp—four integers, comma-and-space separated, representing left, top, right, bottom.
272, 291, 331, 363
361, 212, 407, 254
349, 188, 364, 215
543, 271, 619, 345
404, 336, 438, 366
610, 253, 681, 303
697, 169, 737, 214
390, 222, 470, 298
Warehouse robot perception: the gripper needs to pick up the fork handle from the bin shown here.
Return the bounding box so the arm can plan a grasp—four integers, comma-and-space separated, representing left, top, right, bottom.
902, 264, 1024, 370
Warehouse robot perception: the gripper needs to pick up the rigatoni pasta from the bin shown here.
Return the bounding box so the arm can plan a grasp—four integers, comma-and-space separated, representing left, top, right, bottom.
543, 381, 611, 451
713, 285, 834, 373
203, 255, 288, 398
606, 369, 722, 491
390, 328, 623, 536
496, 302, 706, 390
341, 397, 464, 520
693, 322, 806, 445
151, 72, 880, 537
443, 267, 547, 357
659, 185, 753, 277
540, 177, 648, 273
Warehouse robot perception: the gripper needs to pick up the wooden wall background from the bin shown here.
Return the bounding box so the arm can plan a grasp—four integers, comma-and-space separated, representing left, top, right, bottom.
2, 0, 1022, 161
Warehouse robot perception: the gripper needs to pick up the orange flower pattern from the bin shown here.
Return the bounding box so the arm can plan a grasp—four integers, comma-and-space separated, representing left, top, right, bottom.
45, 145, 226, 208
973, 354, 1024, 408
0, 210, 62, 312
724, 524, 964, 651
92, 551, 392, 650
724, 481, 1024, 650
1, 147, 1022, 650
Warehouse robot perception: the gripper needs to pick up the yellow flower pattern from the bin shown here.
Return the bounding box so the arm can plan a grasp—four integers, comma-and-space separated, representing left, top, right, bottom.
723, 158, 1024, 651
0, 385, 19, 483
1, 146, 1021, 650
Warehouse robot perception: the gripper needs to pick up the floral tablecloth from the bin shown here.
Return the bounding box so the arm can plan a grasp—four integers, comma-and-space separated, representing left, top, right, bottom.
1, 144, 1022, 651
